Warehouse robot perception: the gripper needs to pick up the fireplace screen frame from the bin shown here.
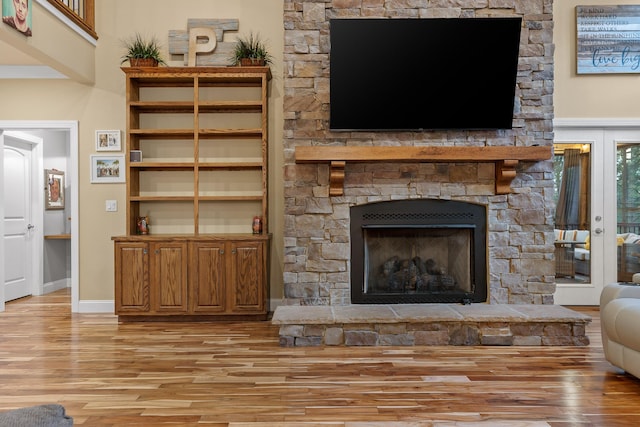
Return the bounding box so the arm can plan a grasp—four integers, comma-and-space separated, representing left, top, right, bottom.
350, 199, 488, 304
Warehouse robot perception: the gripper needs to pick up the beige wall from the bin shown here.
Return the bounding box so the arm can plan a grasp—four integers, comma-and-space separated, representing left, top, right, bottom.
2, 0, 637, 306
0, 0, 284, 303
554, 0, 640, 118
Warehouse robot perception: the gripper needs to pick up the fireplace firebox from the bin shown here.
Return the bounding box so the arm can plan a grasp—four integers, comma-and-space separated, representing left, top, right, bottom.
350, 199, 487, 304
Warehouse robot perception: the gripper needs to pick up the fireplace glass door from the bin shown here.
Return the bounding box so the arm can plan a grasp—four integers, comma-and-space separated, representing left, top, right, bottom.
363, 227, 473, 298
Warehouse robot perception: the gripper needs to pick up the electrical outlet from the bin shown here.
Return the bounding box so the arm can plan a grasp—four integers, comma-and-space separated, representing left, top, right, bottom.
105, 200, 117, 212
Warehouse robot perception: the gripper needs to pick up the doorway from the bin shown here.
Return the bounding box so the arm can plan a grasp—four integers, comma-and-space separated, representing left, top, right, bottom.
0, 121, 79, 313
553, 120, 640, 305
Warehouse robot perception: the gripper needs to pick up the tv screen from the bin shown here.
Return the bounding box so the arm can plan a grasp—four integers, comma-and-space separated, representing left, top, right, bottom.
329, 18, 522, 131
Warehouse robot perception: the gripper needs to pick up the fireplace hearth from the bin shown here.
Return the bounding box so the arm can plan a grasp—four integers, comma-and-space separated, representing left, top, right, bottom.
350, 199, 487, 304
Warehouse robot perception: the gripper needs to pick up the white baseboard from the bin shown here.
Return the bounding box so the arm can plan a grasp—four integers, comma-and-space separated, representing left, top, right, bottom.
43, 278, 70, 294
77, 300, 115, 314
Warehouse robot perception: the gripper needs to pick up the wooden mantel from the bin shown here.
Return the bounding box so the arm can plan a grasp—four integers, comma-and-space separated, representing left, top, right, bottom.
295, 146, 553, 196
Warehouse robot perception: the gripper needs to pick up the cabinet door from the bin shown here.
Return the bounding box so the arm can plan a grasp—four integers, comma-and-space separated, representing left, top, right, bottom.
228, 240, 265, 313
188, 242, 226, 313
149, 241, 188, 313
114, 242, 149, 313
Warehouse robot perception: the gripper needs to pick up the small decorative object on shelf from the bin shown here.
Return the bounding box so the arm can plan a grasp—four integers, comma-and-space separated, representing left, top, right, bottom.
130, 150, 142, 162
136, 216, 150, 235
252, 216, 262, 234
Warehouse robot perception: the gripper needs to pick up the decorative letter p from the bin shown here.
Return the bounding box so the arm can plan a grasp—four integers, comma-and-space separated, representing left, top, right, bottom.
188, 28, 217, 66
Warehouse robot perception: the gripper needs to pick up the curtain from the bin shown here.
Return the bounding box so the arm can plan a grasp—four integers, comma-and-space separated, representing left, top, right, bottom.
555, 148, 582, 229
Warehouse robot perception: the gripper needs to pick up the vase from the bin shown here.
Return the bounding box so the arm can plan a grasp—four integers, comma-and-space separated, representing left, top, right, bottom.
129, 58, 158, 67
240, 58, 266, 66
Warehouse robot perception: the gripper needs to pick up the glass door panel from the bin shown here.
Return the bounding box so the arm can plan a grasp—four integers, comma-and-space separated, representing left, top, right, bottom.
616, 143, 640, 282
554, 142, 591, 283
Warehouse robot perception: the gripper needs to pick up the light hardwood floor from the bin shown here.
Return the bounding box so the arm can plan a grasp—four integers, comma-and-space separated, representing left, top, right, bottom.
1, 288, 639, 426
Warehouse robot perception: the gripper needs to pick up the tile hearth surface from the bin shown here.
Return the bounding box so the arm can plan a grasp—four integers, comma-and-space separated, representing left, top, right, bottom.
272, 304, 592, 347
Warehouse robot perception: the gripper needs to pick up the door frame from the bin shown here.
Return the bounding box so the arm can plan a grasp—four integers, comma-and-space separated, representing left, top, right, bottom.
2, 131, 44, 303
553, 118, 640, 304
0, 121, 79, 313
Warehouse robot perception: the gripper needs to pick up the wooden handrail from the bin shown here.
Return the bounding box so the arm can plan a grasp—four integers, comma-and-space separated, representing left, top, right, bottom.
46, 0, 97, 40
295, 145, 552, 196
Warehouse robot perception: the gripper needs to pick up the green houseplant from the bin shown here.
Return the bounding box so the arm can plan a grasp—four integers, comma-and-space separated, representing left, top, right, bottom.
230, 32, 273, 66
120, 33, 166, 67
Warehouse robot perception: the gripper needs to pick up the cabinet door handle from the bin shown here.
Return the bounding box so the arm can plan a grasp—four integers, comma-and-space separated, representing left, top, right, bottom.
220, 250, 224, 255
143, 249, 148, 254
155, 250, 160, 254
232, 249, 236, 254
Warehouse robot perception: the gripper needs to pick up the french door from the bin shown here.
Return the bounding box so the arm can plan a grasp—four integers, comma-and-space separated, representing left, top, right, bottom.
553, 122, 640, 305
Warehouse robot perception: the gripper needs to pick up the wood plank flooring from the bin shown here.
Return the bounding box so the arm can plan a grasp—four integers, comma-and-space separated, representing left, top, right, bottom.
1, 289, 640, 426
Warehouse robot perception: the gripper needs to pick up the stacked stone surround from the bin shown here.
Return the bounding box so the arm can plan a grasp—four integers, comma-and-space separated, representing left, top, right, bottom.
282, 1, 555, 308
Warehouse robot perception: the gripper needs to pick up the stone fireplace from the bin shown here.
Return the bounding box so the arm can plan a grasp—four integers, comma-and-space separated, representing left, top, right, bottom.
273, 1, 590, 347
350, 199, 487, 305
282, 0, 556, 308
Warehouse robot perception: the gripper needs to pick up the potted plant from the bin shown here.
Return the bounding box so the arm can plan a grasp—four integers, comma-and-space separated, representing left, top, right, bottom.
120, 33, 166, 67
230, 32, 273, 66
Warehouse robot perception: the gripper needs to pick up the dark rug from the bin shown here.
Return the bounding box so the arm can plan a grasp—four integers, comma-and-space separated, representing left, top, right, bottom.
0, 404, 73, 426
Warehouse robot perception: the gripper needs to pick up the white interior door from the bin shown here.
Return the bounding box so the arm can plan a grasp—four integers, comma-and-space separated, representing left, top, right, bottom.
3, 136, 34, 301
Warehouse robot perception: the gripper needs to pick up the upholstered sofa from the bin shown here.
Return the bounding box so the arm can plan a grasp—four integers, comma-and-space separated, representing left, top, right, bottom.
554, 230, 640, 281
600, 283, 640, 379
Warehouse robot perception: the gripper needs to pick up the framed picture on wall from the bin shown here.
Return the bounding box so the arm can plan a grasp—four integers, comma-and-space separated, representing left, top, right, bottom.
95, 130, 121, 152
45, 169, 65, 210
90, 155, 125, 183
2, 0, 33, 37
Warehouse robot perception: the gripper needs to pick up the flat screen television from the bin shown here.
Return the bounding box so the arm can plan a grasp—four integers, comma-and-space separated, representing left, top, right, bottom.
329, 17, 522, 131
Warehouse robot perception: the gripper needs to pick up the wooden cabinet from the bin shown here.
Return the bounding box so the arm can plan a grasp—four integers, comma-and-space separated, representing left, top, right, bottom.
114, 235, 269, 320
189, 239, 266, 315
114, 241, 149, 313
114, 239, 188, 315
114, 67, 271, 321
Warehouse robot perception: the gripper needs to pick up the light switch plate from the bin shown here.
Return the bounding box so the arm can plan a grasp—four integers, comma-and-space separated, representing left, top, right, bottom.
105, 200, 117, 212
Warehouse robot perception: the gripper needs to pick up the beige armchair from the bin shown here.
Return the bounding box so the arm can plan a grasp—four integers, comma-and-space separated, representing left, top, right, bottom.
600, 283, 640, 379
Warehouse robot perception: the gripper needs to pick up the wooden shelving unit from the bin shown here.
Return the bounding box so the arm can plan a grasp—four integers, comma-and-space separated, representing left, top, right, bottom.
113, 66, 271, 321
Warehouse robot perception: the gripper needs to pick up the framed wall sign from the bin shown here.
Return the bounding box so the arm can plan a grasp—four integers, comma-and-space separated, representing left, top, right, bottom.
90, 155, 125, 183
96, 130, 121, 151
45, 169, 64, 210
577, 5, 640, 74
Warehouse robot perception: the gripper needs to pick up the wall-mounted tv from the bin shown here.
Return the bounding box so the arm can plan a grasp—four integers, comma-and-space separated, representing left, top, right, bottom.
329, 17, 522, 131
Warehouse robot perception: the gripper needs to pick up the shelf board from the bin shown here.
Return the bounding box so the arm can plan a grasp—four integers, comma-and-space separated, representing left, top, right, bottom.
295, 145, 553, 195
122, 66, 272, 83
199, 129, 263, 139
198, 162, 263, 170
128, 101, 263, 114
198, 101, 263, 113
129, 162, 195, 171
129, 129, 195, 139
130, 101, 194, 113
129, 196, 195, 202
44, 234, 71, 240
198, 195, 264, 201
112, 233, 272, 242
